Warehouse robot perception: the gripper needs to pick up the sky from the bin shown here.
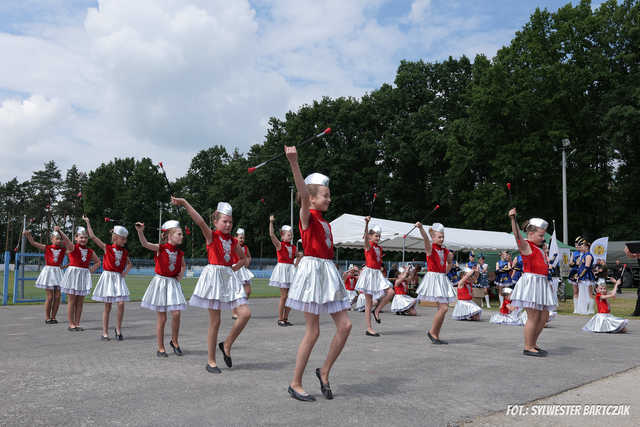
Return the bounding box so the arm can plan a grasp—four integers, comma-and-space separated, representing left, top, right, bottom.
0, 0, 607, 182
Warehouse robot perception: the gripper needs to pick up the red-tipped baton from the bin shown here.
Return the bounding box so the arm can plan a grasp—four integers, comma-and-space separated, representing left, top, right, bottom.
367, 190, 377, 217
158, 162, 174, 196
507, 182, 513, 206
404, 204, 441, 238
104, 217, 121, 223
248, 127, 331, 174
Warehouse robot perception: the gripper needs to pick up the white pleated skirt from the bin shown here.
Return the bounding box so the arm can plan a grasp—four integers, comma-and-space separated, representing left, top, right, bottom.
190, 264, 247, 310
355, 267, 391, 296
345, 289, 358, 301
574, 280, 595, 314
35, 266, 63, 289
391, 294, 416, 313
60, 266, 92, 296
141, 275, 187, 312
489, 309, 524, 326
92, 271, 130, 302
416, 272, 456, 303
285, 256, 350, 315
510, 273, 557, 311
582, 313, 628, 333
269, 263, 296, 288
519, 309, 556, 325
235, 266, 254, 285
452, 299, 482, 320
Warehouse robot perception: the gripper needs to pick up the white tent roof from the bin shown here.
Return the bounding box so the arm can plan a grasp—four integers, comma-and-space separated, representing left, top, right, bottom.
330, 214, 518, 253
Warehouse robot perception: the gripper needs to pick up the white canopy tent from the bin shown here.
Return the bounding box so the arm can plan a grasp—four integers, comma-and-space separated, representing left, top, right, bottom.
330, 214, 518, 258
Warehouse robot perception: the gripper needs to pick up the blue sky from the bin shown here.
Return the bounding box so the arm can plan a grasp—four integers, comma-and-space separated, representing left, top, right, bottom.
0, 0, 608, 181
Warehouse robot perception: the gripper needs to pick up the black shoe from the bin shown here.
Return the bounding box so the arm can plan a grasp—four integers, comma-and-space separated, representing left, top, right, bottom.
156, 351, 168, 358
206, 364, 222, 374
51, 319, 58, 324
288, 386, 316, 402
523, 349, 546, 357
114, 328, 123, 341
284, 320, 293, 326
101, 335, 110, 341
534, 347, 548, 356
315, 368, 333, 400
169, 340, 183, 356
68, 327, 78, 332
45, 319, 52, 324
218, 342, 232, 368
278, 320, 287, 327
365, 331, 380, 337
75, 326, 84, 331
427, 331, 447, 345
372, 311, 381, 324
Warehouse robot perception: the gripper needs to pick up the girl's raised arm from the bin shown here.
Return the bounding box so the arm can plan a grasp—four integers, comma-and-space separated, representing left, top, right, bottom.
23, 230, 46, 251
417, 222, 432, 256
509, 209, 530, 255
269, 215, 282, 251
83, 216, 106, 251
135, 222, 159, 252
56, 226, 75, 252
285, 146, 310, 230
171, 197, 212, 245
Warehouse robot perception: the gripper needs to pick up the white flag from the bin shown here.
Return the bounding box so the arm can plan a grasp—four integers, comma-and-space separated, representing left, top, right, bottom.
590, 237, 609, 264
549, 230, 560, 267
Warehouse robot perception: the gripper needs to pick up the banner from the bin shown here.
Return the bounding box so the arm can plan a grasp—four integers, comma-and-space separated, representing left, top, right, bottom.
559, 248, 571, 276
590, 237, 609, 264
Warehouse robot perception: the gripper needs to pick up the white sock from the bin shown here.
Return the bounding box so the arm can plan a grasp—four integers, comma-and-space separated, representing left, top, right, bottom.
499, 294, 504, 305
484, 295, 491, 308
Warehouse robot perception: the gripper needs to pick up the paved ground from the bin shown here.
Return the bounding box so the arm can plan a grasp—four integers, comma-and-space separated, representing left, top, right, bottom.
1, 300, 639, 426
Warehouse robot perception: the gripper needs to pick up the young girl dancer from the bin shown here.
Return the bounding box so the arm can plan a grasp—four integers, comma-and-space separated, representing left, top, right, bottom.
342, 265, 359, 307
84, 216, 132, 341
452, 267, 482, 321
415, 222, 456, 344
495, 251, 512, 306
231, 228, 254, 320
23, 230, 66, 324
284, 145, 351, 402
137, 220, 187, 357
391, 267, 417, 316
477, 255, 491, 308
507, 209, 557, 357
355, 217, 394, 337
269, 215, 297, 326
489, 288, 523, 325
575, 239, 595, 314
171, 197, 250, 374
57, 226, 100, 331
582, 279, 628, 333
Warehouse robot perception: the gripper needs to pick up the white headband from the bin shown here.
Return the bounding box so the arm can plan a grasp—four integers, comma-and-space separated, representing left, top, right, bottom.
51, 231, 60, 238
113, 225, 128, 238
236, 228, 245, 236
528, 218, 548, 230
161, 220, 180, 231
281, 225, 292, 232
216, 202, 233, 216
76, 226, 87, 236
503, 287, 513, 294
304, 173, 330, 186
370, 224, 382, 235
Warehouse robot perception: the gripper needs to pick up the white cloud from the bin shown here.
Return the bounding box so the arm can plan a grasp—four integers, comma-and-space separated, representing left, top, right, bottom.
0, 0, 515, 182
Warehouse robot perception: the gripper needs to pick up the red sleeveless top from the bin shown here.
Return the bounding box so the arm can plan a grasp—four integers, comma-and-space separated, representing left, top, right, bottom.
103, 244, 128, 273
364, 242, 383, 269
299, 209, 334, 259
394, 281, 408, 295
44, 245, 66, 267
155, 243, 183, 278
522, 240, 548, 276
595, 293, 610, 314
426, 244, 449, 273
68, 244, 93, 268
207, 230, 238, 267
457, 282, 472, 300
344, 274, 356, 291
277, 241, 296, 264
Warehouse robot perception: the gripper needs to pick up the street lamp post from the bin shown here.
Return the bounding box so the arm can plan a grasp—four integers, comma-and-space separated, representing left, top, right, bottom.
561, 138, 570, 244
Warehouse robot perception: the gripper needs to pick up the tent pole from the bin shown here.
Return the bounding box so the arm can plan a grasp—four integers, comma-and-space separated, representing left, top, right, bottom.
402, 237, 405, 263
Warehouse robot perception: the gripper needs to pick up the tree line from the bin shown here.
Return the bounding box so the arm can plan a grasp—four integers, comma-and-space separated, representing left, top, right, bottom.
2, 0, 639, 260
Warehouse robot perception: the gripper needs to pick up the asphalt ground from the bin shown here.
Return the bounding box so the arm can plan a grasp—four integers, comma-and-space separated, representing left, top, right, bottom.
1, 299, 638, 426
